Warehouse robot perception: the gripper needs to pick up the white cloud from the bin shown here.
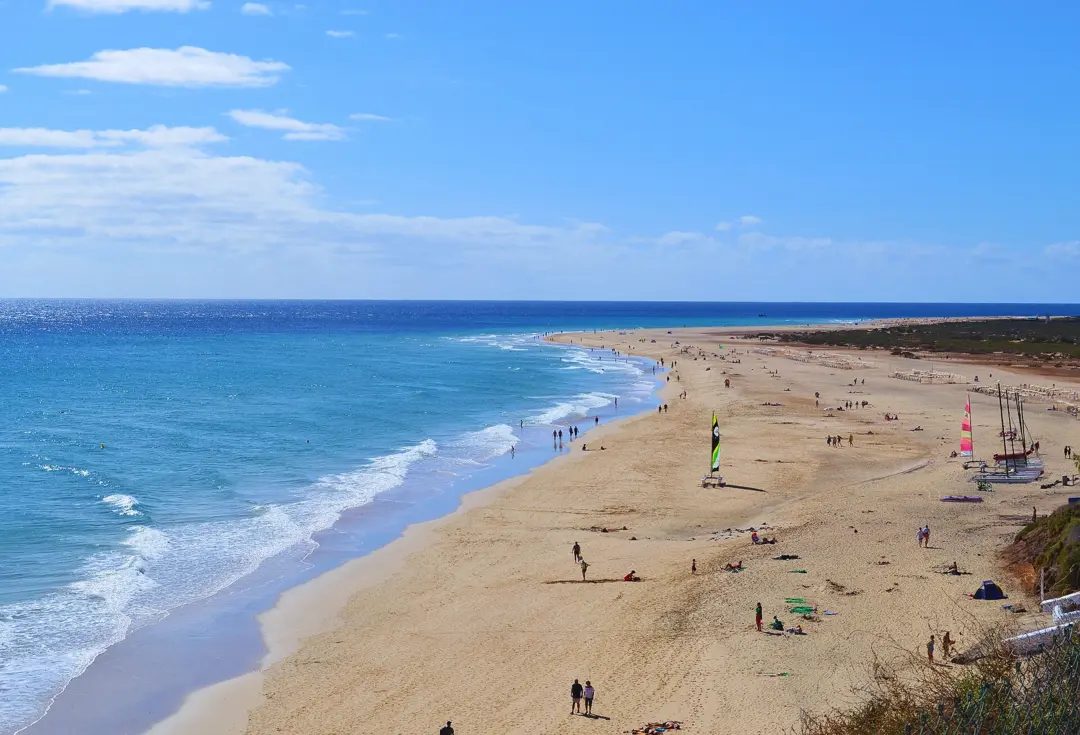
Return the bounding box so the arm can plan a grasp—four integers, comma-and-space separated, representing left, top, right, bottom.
16, 47, 289, 88
0, 85, 7, 94
714, 215, 762, 231
326, 30, 354, 38
349, 113, 391, 122
738, 231, 832, 251
240, 2, 271, 14
227, 109, 345, 141
657, 230, 713, 247
0, 126, 227, 149
0, 144, 610, 263
1045, 241, 1080, 258
385, 33, 402, 39
48, 0, 208, 12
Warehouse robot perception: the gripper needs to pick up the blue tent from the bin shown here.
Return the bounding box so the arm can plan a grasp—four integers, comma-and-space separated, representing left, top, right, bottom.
973, 580, 1007, 600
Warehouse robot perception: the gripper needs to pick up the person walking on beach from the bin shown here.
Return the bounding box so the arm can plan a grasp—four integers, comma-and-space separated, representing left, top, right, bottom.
573, 541, 581, 563
923, 525, 931, 547
849, 434, 854, 446
571, 679, 584, 714
827, 436, 832, 447
580, 558, 589, 581
927, 635, 935, 664
583, 681, 595, 715
440, 721, 454, 735
558, 429, 563, 448
755, 602, 763, 632
553, 430, 557, 448
691, 558, 697, 574
942, 631, 954, 660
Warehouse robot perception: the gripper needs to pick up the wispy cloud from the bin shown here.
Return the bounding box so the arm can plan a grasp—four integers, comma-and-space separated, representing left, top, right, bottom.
47, 0, 209, 12
715, 214, 762, 231
1045, 241, 1080, 259
16, 47, 289, 88
326, 30, 354, 38
227, 109, 345, 141
0, 85, 7, 94
63, 89, 93, 95
385, 33, 402, 39
0, 125, 226, 149
240, 2, 271, 15
349, 113, 391, 122
738, 231, 832, 251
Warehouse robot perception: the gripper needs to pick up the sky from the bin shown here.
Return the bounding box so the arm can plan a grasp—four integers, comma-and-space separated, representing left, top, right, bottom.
0, 1, 1078, 300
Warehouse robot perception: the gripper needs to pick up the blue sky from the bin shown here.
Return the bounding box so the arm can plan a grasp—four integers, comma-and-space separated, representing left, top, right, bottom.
0, 1, 1077, 300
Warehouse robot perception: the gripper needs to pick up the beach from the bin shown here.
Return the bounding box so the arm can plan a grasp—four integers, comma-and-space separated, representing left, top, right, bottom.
148, 325, 1079, 735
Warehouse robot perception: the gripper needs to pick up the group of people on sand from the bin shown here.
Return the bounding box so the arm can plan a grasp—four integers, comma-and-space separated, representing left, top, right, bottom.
927, 632, 954, 663
842, 400, 868, 409
826, 435, 854, 447
917, 525, 932, 548
570, 679, 596, 715
573, 541, 640, 582
755, 602, 807, 635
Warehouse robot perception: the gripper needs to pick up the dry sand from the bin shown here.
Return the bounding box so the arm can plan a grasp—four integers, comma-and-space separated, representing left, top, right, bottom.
148, 326, 1080, 735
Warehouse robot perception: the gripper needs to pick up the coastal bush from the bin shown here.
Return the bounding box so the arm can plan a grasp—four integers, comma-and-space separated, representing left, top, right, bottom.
764, 318, 1080, 360
800, 626, 1080, 735
1012, 503, 1080, 598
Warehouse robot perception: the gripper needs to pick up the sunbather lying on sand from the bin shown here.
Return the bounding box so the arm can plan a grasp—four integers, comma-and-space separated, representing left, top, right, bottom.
786, 625, 806, 635
724, 561, 744, 571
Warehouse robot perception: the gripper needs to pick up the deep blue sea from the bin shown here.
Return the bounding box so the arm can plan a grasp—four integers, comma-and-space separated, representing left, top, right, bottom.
1, 300, 1076, 734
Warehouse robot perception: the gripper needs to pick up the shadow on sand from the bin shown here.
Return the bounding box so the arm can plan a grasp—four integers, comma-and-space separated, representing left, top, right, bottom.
725, 483, 767, 493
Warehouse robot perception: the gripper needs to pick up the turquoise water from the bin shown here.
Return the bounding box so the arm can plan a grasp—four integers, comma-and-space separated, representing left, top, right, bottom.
1, 300, 1076, 733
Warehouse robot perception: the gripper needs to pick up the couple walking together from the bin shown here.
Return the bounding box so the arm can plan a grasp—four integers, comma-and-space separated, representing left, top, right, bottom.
570, 679, 595, 715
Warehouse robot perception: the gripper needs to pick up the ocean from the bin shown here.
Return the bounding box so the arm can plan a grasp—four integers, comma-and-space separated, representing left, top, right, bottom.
0, 300, 1075, 734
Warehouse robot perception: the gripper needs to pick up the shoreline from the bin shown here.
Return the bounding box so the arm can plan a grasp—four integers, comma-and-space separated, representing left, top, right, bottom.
13, 335, 657, 735
143, 401, 663, 735
150, 319, 1079, 734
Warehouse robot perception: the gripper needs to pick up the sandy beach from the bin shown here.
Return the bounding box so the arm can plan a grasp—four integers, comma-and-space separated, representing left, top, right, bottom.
148, 325, 1080, 735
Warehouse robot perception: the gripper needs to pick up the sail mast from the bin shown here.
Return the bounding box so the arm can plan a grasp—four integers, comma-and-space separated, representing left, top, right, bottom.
960, 394, 973, 458
997, 384, 1010, 475
710, 413, 721, 474
1016, 391, 1028, 455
